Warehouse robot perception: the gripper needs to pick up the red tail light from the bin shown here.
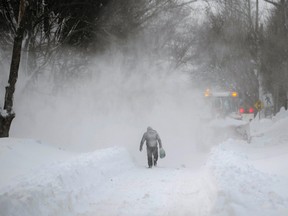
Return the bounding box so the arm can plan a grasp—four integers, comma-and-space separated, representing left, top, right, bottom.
239, 108, 245, 113
249, 107, 254, 113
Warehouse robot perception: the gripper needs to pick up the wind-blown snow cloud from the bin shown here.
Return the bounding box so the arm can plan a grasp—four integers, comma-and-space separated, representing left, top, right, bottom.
10, 50, 208, 168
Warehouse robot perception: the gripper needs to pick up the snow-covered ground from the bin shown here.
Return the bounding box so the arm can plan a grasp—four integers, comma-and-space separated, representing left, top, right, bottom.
208, 109, 288, 216
1, 109, 288, 216
0, 139, 215, 216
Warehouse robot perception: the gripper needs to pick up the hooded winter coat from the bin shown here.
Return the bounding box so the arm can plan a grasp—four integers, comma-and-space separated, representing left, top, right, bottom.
140, 127, 162, 149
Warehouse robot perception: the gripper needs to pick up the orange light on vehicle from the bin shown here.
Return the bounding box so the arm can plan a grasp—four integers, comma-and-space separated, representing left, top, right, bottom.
231, 92, 238, 97
239, 107, 245, 113
204, 89, 211, 97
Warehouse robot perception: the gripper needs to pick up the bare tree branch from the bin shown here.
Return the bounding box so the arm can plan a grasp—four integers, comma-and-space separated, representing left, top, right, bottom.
262, 0, 280, 7
173, 0, 198, 8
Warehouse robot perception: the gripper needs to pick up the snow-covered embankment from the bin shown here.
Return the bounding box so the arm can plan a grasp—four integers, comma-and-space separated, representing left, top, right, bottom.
207, 109, 288, 216
0, 142, 135, 216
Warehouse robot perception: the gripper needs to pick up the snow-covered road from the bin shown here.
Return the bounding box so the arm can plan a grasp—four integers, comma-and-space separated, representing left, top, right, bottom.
81, 167, 215, 216
0, 143, 215, 216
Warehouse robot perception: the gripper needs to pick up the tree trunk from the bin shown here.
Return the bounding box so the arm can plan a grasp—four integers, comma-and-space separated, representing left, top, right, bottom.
0, 113, 15, 137
0, 0, 26, 137
254, 0, 265, 104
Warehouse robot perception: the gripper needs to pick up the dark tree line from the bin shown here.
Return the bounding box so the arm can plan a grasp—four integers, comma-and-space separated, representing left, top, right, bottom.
0, 0, 194, 137
193, 0, 259, 106
192, 0, 288, 115
0, 0, 114, 137
261, 0, 288, 112
0, 0, 111, 48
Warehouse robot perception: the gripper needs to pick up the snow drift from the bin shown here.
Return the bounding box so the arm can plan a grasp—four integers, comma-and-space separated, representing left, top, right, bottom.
207, 108, 288, 216
0, 141, 135, 216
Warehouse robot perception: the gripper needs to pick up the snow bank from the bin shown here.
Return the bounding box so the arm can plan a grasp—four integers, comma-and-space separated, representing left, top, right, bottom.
273, 107, 288, 121
0, 138, 75, 187
0, 143, 135, 216
208, 142, 288, 216
207, 109, 288, 216
251, 108, 288, 147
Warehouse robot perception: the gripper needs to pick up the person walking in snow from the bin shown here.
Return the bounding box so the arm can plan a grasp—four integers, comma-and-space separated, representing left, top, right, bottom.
139, 127, 163, 168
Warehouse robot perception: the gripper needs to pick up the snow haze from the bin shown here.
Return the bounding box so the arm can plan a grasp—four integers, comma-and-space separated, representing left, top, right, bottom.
9, 51, 207, 168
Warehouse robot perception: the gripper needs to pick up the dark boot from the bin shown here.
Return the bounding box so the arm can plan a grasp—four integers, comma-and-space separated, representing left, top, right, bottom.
154, 159, 157, 166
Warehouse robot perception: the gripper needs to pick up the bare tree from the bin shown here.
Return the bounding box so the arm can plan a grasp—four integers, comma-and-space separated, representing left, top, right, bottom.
0, 0, 27, 137
0, 0, 112, 137
261, 0, 288, 111
194, 0, 259, 101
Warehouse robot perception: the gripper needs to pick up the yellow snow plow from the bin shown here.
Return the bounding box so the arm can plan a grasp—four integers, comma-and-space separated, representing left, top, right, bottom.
203, 89, 254, 143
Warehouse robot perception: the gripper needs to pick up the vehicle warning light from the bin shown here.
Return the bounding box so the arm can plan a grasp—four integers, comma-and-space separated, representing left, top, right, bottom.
231, 92, 238, 97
